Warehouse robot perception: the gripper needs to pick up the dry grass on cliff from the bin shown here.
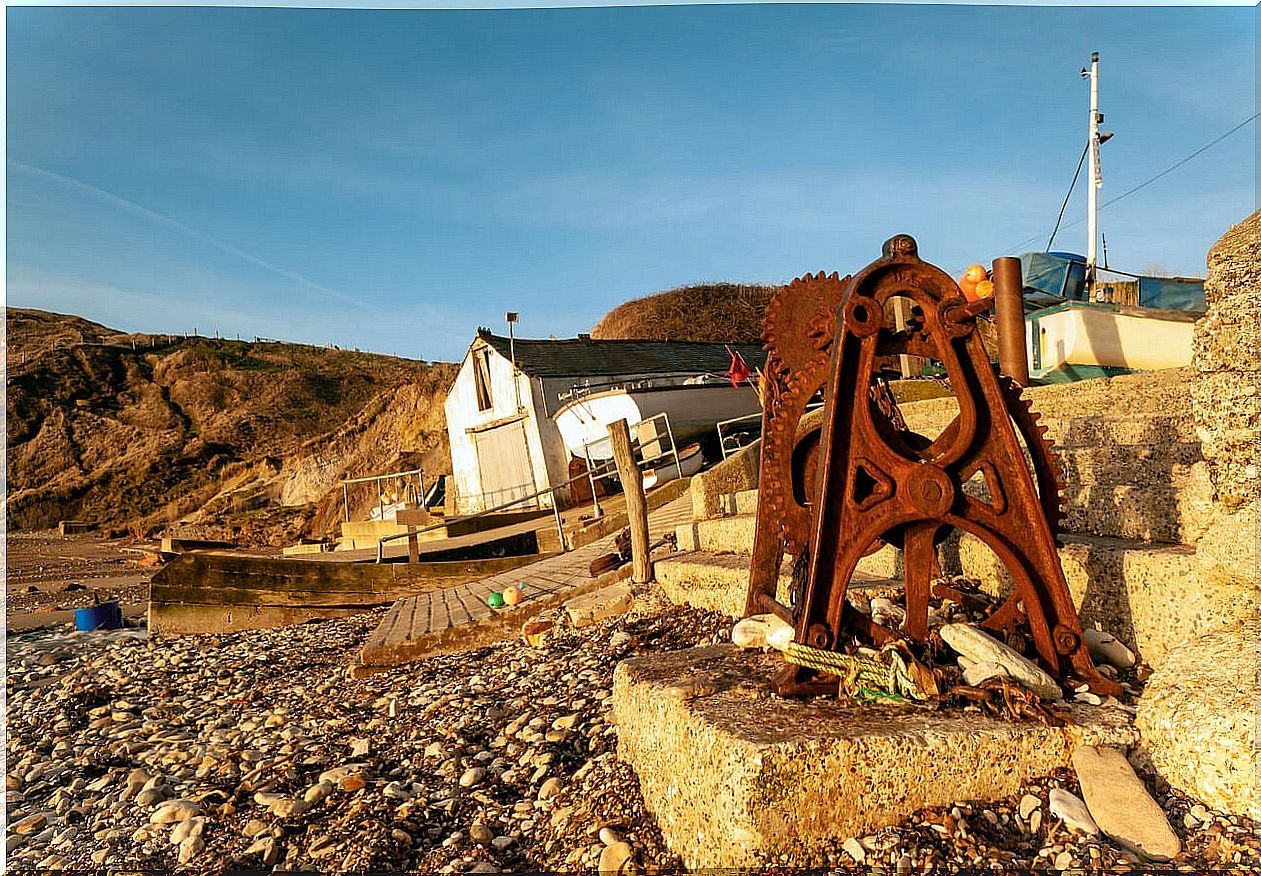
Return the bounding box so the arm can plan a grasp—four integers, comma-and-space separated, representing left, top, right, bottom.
591, 283, 780, 343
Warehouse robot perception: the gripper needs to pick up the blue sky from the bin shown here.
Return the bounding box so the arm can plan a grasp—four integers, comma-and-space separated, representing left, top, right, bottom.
6, 2, 1255, 361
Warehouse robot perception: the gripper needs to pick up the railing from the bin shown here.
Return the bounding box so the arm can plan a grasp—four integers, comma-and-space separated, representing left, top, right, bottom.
373, 463, 618, 563
580, 412, 682, 519
716, 411, 764, 460
341, 467, 425, 523
716, 401, 825, 460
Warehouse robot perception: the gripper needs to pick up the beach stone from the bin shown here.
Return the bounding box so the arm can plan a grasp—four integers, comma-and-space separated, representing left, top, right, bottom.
339, 773, 367, 793
597, 840, 633, 874
1071, 746, 1180, 861
170, 816, 205, 845
271, 797, 311, 818
1136, 619, 1260, 819
177, 835, 204, 864
565, 583, 634, 629
939, 624, 1062, 701
469, 823, 494, 846
730, 614, 792, 650
842, 837, 866, 862
538, 777, 564, 800
134, 786, 169, 807
11, 814, 47, 835
961, 661, 1009, 687
303, 781, 334, 804
318, 763, 369, 785
1018, 794, 1041, 821
242, 818, 270, 838
1082, 628, 1136, 669
150, 799, 201, 824
592, 826, 617, 846
459, 768, 486, 788
1048, 788, 1099, 837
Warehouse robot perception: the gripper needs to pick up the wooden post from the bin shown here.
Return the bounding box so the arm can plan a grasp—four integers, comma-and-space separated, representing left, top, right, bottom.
892, 297, 928, 378
607, 418, 651, 584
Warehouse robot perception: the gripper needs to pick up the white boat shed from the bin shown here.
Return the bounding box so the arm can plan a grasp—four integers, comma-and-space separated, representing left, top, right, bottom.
444, 329, 766, 514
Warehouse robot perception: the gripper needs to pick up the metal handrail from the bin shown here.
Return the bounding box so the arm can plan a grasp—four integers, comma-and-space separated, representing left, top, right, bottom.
373, 463, 617, 563
341, 467, 425, 523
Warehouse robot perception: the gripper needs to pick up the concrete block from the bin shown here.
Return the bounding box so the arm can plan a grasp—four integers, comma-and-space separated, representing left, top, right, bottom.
564, 582, 634, 628
613, 645, 1138, 869
1136, 616, 1261, 819
1060, 481, 1212, 544
690, 446, 760, 521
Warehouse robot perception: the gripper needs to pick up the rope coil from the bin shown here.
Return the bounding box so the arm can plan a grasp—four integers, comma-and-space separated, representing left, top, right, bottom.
780, 641, 928, 702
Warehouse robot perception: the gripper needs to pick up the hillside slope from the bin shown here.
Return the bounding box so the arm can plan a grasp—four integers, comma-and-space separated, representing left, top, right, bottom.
6, 308, 455, 545
591, 283, 779, 343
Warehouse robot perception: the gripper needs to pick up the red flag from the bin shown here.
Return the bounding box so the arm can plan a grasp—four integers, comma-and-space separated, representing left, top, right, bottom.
725, 346, 751, 388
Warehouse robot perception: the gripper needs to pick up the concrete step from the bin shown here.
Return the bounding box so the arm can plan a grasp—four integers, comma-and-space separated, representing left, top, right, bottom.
654, 550, 901, 618
1040, 414, 1191, 449
675, 515, 900, 577
1060, 483, 1210, 544
1057, 444, 1202, 490
657, 533, 1239, 670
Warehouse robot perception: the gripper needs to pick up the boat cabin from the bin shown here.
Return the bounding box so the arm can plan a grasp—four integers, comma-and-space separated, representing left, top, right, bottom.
444, 329, 766, 514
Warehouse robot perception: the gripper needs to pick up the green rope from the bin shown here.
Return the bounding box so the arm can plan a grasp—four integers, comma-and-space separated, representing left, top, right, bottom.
781, 641, 927, 701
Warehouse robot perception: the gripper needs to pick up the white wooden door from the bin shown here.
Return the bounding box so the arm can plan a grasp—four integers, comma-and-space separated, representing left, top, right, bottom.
473, 421, 537, 509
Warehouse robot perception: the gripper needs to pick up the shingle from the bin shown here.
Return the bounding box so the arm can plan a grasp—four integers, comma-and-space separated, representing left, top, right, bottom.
478, 330, 768, 378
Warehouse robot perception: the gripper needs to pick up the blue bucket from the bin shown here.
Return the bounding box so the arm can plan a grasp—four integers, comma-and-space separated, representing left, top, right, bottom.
74, 602, 122, 631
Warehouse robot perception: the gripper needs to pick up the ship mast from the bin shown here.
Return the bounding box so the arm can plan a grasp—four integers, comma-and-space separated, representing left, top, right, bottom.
1083, 51, 1104, 298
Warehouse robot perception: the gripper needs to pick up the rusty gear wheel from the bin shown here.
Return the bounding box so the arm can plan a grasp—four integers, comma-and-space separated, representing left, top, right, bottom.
758, 271, 850, 553
996, 372, 1066, 542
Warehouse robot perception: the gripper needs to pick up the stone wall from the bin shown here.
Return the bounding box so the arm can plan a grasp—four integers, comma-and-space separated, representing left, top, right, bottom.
1191, 210, 1260, 589
1136, 210, 1260, 818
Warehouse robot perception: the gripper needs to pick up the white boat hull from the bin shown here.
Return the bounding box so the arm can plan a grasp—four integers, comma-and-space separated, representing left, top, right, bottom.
1026, 302, 1197, 375
554, 384, 761, 459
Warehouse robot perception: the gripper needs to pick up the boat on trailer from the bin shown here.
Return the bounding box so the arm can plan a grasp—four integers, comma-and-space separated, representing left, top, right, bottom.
553, 380, 761, 460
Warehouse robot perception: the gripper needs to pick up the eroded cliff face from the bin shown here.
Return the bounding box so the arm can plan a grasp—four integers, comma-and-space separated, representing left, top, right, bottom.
6, 308, 455, 545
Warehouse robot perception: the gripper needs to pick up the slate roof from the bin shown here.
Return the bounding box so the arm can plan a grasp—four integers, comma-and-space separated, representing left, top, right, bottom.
476, 329, 768, 379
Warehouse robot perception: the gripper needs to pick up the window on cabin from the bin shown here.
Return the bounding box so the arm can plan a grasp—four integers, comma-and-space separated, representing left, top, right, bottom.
473, 349, 494, 411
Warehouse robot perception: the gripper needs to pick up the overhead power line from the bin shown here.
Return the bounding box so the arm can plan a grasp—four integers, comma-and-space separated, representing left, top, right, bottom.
973, 111, 1259, 270
1099, 112, 1259, 210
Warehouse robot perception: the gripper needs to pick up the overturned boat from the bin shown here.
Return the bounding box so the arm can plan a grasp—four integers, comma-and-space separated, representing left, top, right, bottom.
553, 379, 761, 461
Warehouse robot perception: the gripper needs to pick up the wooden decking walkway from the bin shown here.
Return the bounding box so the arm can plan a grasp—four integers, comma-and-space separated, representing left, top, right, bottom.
356, 497, 693, 671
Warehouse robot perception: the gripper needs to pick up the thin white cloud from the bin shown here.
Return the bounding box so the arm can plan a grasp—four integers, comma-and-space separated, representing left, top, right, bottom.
7, 159, 373, 309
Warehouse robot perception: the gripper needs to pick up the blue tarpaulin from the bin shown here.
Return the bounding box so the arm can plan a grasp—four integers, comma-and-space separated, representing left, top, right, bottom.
1018, 251, 1205, 313
1019, 251, 1088, 304
1137, 276, 1206, 312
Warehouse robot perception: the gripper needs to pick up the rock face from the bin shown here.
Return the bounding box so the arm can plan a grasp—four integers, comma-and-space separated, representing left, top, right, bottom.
1135, 619, 1260, 819
1071, 746, 1180, 861
613, 644, 1137, 868
1193, 210, 1260, 513
5, 308, 455, 542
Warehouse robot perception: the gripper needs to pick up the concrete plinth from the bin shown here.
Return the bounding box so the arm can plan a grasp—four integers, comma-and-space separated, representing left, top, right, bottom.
613, 645, 1138, 869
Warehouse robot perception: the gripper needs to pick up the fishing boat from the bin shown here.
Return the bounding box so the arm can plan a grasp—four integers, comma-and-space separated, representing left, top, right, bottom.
1009, 53, 1205, 383
553, 380, 761, 460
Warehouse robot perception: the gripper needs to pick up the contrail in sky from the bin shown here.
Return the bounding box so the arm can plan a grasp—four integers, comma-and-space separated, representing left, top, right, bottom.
8, 158, 371, 308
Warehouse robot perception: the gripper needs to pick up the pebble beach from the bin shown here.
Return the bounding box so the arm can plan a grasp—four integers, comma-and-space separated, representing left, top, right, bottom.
5, 587, 1259, 873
